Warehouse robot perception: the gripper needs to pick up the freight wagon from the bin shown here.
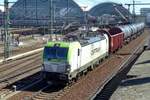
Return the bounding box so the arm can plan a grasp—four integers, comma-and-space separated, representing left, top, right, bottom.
92, 23, 144, 54
42, 34, 109, 83
98, 28, 123, 53
112, 23, 145, 43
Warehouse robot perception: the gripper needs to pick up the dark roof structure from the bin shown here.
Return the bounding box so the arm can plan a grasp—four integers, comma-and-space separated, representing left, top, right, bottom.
10, 0, 84, 26
89, 2, 132, 24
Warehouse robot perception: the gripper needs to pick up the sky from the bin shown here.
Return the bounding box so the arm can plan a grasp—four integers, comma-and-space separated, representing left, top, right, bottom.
0, 0, 150, 14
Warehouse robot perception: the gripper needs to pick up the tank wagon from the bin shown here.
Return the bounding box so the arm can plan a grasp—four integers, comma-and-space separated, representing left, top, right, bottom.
42, 33, 109, 83
97, 23, 145, 53
42, 22, 145, 83
111, 22, 145, 43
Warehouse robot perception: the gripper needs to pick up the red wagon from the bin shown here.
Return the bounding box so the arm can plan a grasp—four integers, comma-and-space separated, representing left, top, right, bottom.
99, 28, 124, 53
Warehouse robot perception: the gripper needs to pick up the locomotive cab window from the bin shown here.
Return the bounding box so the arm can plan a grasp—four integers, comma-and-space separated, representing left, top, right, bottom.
43, 47, 68, 60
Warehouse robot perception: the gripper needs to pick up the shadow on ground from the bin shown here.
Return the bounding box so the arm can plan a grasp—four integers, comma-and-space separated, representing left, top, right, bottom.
120, 77, 150, 87
135, 60, 150, 65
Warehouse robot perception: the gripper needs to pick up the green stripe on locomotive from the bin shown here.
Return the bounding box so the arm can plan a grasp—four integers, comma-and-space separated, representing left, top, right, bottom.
43, 41, 81, 63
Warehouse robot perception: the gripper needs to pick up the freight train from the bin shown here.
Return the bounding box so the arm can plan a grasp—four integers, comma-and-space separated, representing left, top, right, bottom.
42, 22, 145, 83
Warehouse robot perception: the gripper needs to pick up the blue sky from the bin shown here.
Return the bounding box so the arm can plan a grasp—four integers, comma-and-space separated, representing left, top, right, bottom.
0, 0, 150, 14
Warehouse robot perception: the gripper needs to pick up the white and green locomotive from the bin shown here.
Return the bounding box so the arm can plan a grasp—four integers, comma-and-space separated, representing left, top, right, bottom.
42, 34, 109, 83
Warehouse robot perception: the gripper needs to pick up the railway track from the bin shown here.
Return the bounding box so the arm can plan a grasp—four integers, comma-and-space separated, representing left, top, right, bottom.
91, 39, 145, 100
4, 47, 137, 100
0, 52, 41, 70
19, 81, 77, 100
57, 29, 149, 100
30, 84, 64, 100
0, 73, 42, 100
93, 55, 141, 100
1, 29, 149, 100
4, 76, 77, 100
0, 41, 44, 59
0, 52, 42, 90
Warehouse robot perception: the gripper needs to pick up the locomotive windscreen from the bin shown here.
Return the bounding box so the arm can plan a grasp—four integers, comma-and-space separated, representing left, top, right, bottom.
43, 47, 68, 61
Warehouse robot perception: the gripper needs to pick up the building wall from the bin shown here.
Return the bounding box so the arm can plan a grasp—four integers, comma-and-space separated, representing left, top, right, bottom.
140, 8, 150, 16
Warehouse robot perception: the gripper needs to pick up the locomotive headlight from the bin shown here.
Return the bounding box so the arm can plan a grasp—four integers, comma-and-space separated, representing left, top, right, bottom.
67, 67, 71, 72
66, 65, 71, 72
